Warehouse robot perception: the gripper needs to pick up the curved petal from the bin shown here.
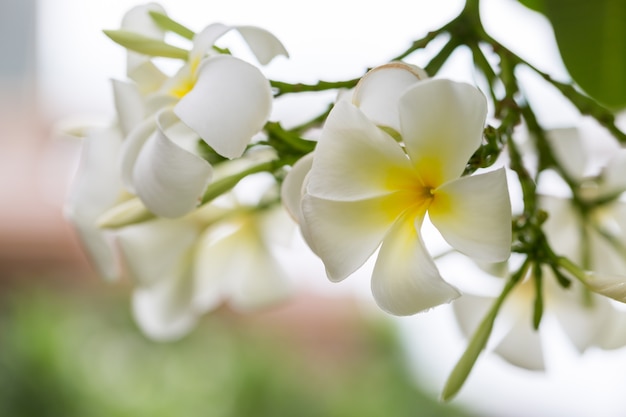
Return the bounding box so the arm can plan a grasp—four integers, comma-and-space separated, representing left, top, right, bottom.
174, 55, 272, 159
429, 168, 512, 262
65, 126, 124, 281
112, 79, 145, 136
119, 116, 158, 193
189, 23, 231, 66
281, 153, 313, 224
301, 192, 413, 281
545, 128, 586, 181
352, 62, 427, 132
583, 271, 626, 303
307, 101, 417, 201
493, 315, 545, 370
133, 110, 213, 218
371, 213, 460, 315
600, 149, 626, 196
235, 25, 289, 65
193, 215, 291, 312
121, 3, 168, 88
399, 79, 487, 187
539, 195, 582, 260
132, 274, 197, 341
114, 218, 199, 287
597, 308, 626, 349
550, 282, 612, 351
452, 293, 493, 338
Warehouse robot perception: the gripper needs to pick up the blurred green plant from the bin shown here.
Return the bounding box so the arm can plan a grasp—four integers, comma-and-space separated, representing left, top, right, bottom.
0, 289, 474, 417
519, 0, 626, 109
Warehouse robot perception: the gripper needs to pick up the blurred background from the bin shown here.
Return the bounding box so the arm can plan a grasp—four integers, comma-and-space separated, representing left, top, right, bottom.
2, 0, 626, 416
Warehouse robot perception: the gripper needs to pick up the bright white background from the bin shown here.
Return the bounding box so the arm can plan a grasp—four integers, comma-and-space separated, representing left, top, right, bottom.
37, 1, 626, 416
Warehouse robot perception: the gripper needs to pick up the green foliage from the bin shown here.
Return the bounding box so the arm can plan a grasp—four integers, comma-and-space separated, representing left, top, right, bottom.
521, 0, 626, 109
0, 290, 474, 417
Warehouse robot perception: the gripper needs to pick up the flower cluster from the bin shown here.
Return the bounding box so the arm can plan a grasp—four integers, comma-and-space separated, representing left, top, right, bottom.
64, 1, 626, 400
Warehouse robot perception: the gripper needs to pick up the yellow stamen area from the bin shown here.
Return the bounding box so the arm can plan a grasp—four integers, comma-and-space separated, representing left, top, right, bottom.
170, 77, 195, 99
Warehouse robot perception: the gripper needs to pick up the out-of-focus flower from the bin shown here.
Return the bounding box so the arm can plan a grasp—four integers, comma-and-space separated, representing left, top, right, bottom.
111, 4, 288, 218
284, 64, 512, 316
114, 180, 294, 341
64, 125, 126, 281
453, 128, 626, 369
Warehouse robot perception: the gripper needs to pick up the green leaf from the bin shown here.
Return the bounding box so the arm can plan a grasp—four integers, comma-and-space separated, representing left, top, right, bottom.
543, 0, 626, 109
517, 0, 544, 12
103, 29, 189, 60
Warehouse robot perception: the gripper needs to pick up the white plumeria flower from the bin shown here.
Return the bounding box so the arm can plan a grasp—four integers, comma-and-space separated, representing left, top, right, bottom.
64, 124, 127, 281
114, 185, 294, 341
453, 264, 619, 370
114, 5, 288, 218
541, 128, 626, 303
288, 65, 512, 316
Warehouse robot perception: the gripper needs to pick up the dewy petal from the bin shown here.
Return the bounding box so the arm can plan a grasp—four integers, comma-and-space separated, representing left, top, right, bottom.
301, 192, 411, 281
174, 55, 272, 159
399, 79, 487, 187
114, 218, 199, 287
65, 126, 124, 281
112, 79, 145, 136
371, 213, 460, 315
429, 168, 512, 262
132, 273, 197, 341
234, 25, 289, 65
307, 101, 417, 201
352, 62, 428, 132
133, 110, 213, 218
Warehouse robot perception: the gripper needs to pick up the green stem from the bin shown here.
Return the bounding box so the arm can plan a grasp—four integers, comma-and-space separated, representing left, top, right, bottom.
201, 160, 283, 205
441, 259, 529, 401
270, 78, 361, 97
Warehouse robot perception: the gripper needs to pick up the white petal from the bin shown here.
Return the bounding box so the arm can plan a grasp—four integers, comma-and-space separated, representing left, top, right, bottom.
352, 62, 427, 132
597, 308, 626, 349
281, 153, 313, 225
133, 110, 213, 218
539, 195, 582, 260
174, 55, 272, 159
65, 126, 124, 281
371, 213, 460, 315
193, 216, 291, 312
429, 168, 512, 262
114, 218, 199, 287
121, 3, 168, 87
301, 193, 410, 281
600, 149, 626, 196
307, 101, 417, 201
189, 23, 232, 65
550, 282, 612, 352
546, 128, 586, 181
494, 315, 545, 370
399, 79, 487, 187
119, 116, 158, 193
132, 275, 197, 341
235, 25, 289, 65
452, 293, 493, 338
112, 79, 145, 136
583, 271, 626, 303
